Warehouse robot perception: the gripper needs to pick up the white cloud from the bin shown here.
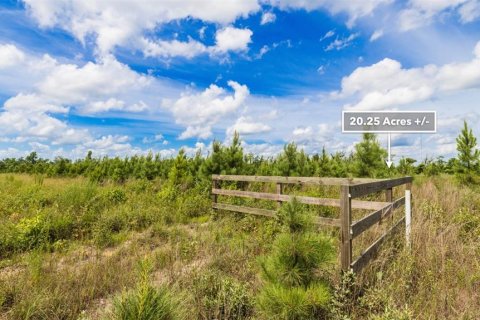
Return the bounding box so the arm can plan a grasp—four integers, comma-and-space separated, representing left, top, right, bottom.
0, 44, 25, 68
321, 29, 335, 41
83, 98, 125, 113
140, 26, 253, 59
29, 141, 50, 152
267, 0, 390, 26
293, 126, 313, 137
226, 116, 271, 136
459, 0, 480, 22
141, 38, 207, 59
82, 98, 148, 114
243, 142, 284, 157
165, 80, 249, 139
398, 0, 480, 31
336, 41, 480, 110
256, 45, 270, 59
212, 26, 253, 54
181, 142, 208, 156
142, 134, 166, 144
38, 55, 150, 105
369, 29, 384, 42
0, 93, 93, 145
261, 11, 277, 25
23, 0, 260, 54
0, 48, 174, 150
325, 33, 359, 51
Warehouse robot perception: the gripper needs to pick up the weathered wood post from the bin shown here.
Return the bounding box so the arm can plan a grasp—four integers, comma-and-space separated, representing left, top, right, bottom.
212, 177, 218, 205
405, 182, 412, 249
386, 187, 393, 223
340, 184, 352, 272
276, 182, 283, 208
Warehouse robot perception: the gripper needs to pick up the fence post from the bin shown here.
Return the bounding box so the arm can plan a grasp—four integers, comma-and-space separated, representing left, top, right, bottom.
212, 178, 218, 205
386, 187, 393, 223
340, 185, 352, 272
276, 183, 283, 208
405, 182, 412, 249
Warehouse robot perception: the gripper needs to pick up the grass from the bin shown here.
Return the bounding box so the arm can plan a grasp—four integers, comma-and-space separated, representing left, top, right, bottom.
0, 174, 479, 319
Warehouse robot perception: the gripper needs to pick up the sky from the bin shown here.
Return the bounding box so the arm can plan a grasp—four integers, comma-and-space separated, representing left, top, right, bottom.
1, 0, 480, 162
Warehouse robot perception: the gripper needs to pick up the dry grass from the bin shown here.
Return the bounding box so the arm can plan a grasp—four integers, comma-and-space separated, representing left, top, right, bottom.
352, 176, 480, 319
1, 174, 480, 319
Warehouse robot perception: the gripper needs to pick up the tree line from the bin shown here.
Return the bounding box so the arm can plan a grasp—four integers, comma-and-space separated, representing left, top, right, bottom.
1, 121, 479, 184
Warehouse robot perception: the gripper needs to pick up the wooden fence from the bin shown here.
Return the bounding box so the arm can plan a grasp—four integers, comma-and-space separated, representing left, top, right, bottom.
212, 174, 412, 273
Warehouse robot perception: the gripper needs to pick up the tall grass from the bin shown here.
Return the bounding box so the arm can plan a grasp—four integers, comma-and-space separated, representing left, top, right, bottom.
1, 174, 480, 319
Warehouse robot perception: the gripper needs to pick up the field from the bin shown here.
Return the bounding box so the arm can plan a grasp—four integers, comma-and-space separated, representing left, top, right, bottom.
0, 173, 479, 319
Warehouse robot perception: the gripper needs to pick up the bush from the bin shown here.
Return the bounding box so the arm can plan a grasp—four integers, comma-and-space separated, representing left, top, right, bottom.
191, 270, 253, 320
108, 261, 185, 320
257, 199, 335, 319
110, 284, 184, 320
257, 283, 330, 320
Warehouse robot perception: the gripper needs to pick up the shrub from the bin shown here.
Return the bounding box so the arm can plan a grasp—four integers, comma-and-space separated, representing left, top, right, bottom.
191, 270, 253, 320
257, 199, 335, 319
108, 261, 185, 320
106, 189, 127, 204
257, 283, 330, 320
110, 284, 184, 320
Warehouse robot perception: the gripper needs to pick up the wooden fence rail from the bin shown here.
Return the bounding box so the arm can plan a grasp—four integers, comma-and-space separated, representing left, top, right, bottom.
211, 174, 413, 273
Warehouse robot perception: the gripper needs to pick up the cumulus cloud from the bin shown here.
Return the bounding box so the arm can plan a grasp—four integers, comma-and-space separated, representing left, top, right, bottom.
0, 44, 25, 68
23, 0, 260, 54
0, 44, 171, 154
141, 38, 208, 59
336, 41, 480, 110
267, 0, 390, 26
212, 27, 253, 53
165, 81, 249, 139
226, 116, 271, 136
0, 93, 92, 145
38, 55, 150, 104
398, 0, 480, 31
140, 26, 253, 59
82, 98, 148, 114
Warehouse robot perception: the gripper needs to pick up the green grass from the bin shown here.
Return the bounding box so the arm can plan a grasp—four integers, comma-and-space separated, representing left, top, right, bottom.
0, 174, 479, 319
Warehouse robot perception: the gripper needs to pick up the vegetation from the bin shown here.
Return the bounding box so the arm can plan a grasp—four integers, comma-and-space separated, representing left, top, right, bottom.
257, 200, 334, 319
455, 121, 480, 184
107, 260, 185, 320
1, 123, 480, 319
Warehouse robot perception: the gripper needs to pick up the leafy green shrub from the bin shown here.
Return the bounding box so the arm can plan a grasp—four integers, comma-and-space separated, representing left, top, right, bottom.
93, 211, 127, 247
178, 191, 211, 219
106, 189, 127, 204
454, 207, 480, 240
0, 222, 19, 256
191, 270, 253, 320
16, 215, 46, 250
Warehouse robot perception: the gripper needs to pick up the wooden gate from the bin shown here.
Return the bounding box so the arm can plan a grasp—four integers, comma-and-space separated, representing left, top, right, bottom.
211, 174, 412, 273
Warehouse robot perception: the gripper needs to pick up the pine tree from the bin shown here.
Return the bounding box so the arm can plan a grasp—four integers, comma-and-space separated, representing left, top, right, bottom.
276, 142, 300, 176
257, 199, 335, 319
316, 147, 333, 177
455, 121, 480, 183
353, 133, 387, 178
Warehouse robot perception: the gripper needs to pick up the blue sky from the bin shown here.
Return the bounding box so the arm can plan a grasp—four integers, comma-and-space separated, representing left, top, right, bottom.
1, 0, 480, 161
